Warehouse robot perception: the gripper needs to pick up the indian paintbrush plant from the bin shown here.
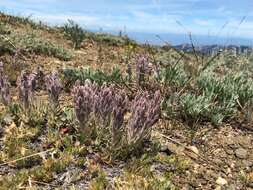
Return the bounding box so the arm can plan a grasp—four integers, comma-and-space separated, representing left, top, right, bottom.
111, 92, 128, 148
72, 80, 98, 138
136, 54, 150, 87
45, 72, 62, 108
94, 84, 116, 127
33, 65, 45, 90
126, 91, 161, 149
0, 62, 11, 106
0, 75, 11, 106
72, 79, 161, 159
94, 84, 128, 149
126, 63, 132, 82
16, 70, 36, 109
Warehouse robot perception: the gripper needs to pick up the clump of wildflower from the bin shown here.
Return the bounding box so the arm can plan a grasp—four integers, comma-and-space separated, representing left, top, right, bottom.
94, 84, 116, 126
34, 66, 45, 90
0, 62, 4, 75
17, 71, 36, 109
136, 54, 150, 86
45, 72, 62, 107
126, 63, 132, 81
0, 77, 10, 106
111, 92, 128, 146
72, 80, 97, 129
127, 90, 161, 145
72, 80, 129, 144
0, 62, 11, 106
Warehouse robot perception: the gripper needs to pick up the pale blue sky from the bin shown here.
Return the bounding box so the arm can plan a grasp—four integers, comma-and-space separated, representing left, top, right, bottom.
1, 0, 253, 42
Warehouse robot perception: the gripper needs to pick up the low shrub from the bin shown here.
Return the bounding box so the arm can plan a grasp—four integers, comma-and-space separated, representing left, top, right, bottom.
62, 67, 124, 91
63, 20, 85, 49
3, 33, 72, 61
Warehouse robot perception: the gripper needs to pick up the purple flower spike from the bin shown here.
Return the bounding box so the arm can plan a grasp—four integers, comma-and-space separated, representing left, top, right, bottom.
45, 72, 62, 107
72, 80, 97, 128
17, 71, 36, 109
0, 75, 11, 106
136, 54, 150, 86
127, 90, 161, 145
94, 84, 115, 126
126, 64, 132, 81
0, 62, 10, 106
111, 92, 128, 145
0, 62, 4, 75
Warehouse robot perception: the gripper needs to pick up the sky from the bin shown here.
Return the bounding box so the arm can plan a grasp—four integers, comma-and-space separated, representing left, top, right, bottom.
1, 0, 253, 45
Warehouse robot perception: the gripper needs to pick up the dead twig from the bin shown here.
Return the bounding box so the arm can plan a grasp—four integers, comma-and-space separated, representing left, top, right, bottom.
0, 148, 54, 167
29, 180, 58, 187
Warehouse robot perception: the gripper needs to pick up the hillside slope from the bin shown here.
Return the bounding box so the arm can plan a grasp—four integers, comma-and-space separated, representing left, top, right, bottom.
0, 13, 253, 189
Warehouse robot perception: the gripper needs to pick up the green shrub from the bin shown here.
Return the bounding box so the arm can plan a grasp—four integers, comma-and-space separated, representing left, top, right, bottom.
179, 93, 212, 123
88, 32, 136, 47
14, 33, 72, 61
162, 68, 249, 125
160, 63, 189, 87
62, 67, 124, 90
63, 20, 85, 49
197, 71, 253, 109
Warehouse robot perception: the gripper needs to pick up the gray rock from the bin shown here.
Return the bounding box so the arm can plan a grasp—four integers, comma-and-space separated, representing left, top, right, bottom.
3, 115, 12, 125
235, 148, 248, 159
216, 177, 228, 185
242, 160, 253, 168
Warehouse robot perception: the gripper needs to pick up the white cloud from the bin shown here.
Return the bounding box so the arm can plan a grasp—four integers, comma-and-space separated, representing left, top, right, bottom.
194, 19, 215, 26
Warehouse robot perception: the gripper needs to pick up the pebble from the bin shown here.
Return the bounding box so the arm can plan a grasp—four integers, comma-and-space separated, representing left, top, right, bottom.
189, 146, 199, 155
216, 177, 228, 185
235, 148, 248, 159
242, 160, 253, 168
3, 115, 12, 125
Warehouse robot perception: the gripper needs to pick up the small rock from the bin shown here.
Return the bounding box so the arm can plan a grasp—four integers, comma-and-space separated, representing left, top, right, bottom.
226, 138, 235, 146
242, 160, 253, 168
225, 149, 234, 155
189, 146, 199, 155
248, 172, 253, 183
160, 145, 173, 155
3, 115, 13, 125
166, 142, 184, 155
248, 183, 253, 188
216, 177, 228, 185
226, 168, 232, 175
235, 148, 248, 159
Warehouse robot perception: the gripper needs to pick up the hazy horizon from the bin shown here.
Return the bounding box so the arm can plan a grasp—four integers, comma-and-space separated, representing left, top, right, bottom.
98, 30, 253, 46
